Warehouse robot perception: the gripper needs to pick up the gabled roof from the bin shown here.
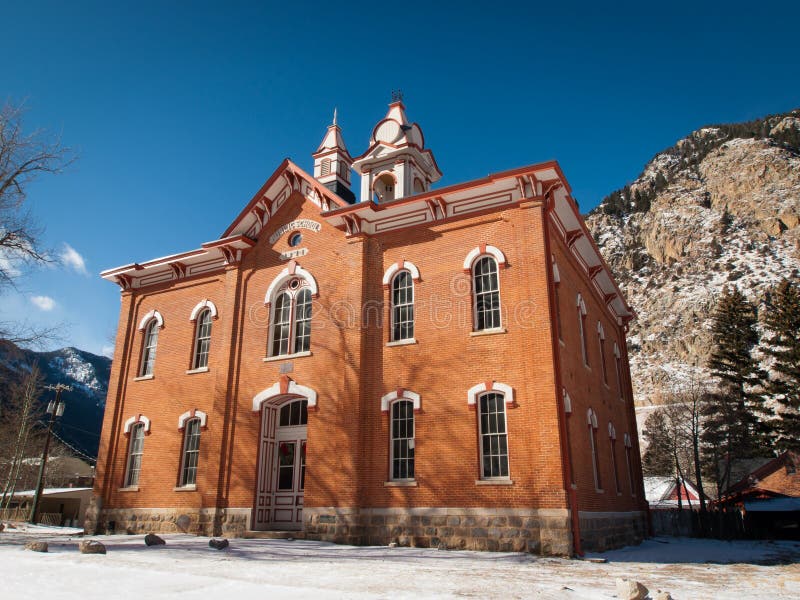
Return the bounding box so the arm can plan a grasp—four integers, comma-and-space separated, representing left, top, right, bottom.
101, 155, 635, 325
725, 451, 800, 498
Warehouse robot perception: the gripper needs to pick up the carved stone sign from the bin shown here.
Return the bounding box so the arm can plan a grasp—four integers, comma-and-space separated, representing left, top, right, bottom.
268, 219, 322, 244
279, 248, 308, 261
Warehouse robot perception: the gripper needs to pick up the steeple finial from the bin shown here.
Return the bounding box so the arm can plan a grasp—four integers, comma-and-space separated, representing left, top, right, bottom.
333, 107, 337, 126
391, 89, 404, 103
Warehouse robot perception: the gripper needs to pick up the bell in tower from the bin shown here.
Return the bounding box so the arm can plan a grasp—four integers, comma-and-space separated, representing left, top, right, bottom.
352, 96, 442, 203
312, 109, 356, 204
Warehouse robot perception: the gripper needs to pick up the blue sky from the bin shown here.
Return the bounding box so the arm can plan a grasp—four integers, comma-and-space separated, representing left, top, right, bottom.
2, 0, 799, 356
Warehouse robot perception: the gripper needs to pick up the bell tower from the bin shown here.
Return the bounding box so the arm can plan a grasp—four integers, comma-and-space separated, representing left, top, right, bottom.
352, 95, 442, 203
312, 109, 356, 204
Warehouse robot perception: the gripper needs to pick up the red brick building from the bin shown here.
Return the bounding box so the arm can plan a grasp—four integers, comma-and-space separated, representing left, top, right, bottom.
89, 102, 648, 554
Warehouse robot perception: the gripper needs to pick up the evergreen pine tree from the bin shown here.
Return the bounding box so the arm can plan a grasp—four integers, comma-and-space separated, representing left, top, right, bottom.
642, 409, 674, 476
763, 278, 800, 451
701, 286, 773, 494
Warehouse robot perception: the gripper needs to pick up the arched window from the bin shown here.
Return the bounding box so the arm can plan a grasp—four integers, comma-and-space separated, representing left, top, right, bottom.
577, 295, 589, 367
587, 408, 602, 491
563, 389, 575, 486
179, 418, 202, 487
268, 279, 313, 357
473, 256, 501, 331
478, 392, 509, 479
390, 400, 415, 480
125, 422, 146, 487
552, 259, 563, 342
140, 319, 159, 377
624, 433, 636, 497
279, 398, 308, 427
391, 270, 414, 341
608, 422, 621, 494
614, 343, 624, 401
192, 309, 213, 369
598, 322, 608, 385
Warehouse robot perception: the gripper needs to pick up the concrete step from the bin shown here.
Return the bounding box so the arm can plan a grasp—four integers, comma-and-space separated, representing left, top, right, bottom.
243, 530, 305, 540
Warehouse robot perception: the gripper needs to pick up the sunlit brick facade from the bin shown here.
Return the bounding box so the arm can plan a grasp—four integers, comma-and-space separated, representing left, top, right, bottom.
89, 102, 648, 554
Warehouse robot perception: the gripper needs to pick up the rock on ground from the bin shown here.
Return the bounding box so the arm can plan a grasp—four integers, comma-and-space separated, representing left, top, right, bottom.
145, 533, 166, 546
24, 541, 48, 553
208, 538, 229, 550
615, 577, 648, 600
79, 540, 107, 554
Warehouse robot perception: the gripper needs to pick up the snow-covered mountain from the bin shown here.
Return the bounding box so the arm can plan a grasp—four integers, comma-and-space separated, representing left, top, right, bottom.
586, 109, 800, 406
0, 342, 110, 458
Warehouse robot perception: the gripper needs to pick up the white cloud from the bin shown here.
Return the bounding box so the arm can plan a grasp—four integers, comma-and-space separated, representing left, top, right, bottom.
60, 243, 88, 275
30, 295, 57, 311
101, 345, 115, 358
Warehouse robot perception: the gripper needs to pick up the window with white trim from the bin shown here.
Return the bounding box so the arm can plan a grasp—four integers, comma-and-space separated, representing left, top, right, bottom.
192, 309, 213, 369
179, 418, 201, 486
587, 409, 602, 491
390, 400, 415, 480
140, 320, 159, 376
391, 270, 414, 341
473, 256, 501, 331
563, 390, 575, 486
614, 343, 624, 401
624, 433, 636, 496
553, 259, 563, 341
609, 423, 621, 494
598, 322, 608, 385
125, 422, 145, 487
279, 399, 308, 426
268, 279, 312, 357
478, 392, 509, 478
577, 295, 589, 367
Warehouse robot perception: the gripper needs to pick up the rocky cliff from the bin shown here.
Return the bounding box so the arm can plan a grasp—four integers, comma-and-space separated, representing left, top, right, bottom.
586, 110, 800, 405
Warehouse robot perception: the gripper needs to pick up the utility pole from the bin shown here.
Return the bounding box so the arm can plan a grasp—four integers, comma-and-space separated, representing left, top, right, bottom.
28, 384, 70, 524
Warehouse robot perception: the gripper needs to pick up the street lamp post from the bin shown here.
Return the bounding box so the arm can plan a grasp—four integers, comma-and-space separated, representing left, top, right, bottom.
28, 384, 70, 524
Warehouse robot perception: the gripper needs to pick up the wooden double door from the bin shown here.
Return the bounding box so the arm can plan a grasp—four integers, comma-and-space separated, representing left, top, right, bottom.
254, 398, 307, 531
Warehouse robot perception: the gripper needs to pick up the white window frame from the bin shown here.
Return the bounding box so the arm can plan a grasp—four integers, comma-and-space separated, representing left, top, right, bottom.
390, 270, 415, 342
598, 322, 608, 385
124, 422, 146, 487
477, 391, 510, 480
389, 399, 415, 481
614, 343, 624, 401
179, 417, 202, 487
587, 408, 602, 492
608, 422, 621, 494
624, 433, 636, 497
192, 309, 213, 370
267, 286, 313, 358
577, 294, 589, 367
139, 319, 160, 377
472, 256, 502, 332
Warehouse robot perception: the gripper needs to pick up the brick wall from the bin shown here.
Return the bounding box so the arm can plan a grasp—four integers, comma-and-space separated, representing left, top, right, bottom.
91, 189, 647, 553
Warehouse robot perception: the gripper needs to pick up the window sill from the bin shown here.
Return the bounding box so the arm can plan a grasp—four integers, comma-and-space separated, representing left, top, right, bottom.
263, 350, 312, 362
559, 339, 565, 347
475, 479, 514, 486
595, 488, 605, 494
386, 338, 417, 347
470, 328, 507, 337
133, 374, 154, 382
384, 480, 418, 487
174, 485, 197, 492
118, 486, 139, 492
186, 367, 209, 375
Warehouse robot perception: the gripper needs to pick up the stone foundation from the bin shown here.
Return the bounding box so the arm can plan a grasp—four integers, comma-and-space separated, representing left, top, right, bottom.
304, 507, 574, 555
578, 511, 648, 552
89, 506, 251, 537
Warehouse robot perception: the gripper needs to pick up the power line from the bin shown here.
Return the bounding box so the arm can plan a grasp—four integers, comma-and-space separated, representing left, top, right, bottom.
49, 430, 97, 464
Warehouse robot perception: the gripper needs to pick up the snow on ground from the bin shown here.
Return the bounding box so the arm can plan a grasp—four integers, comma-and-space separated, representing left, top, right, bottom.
0, 527, 798, 599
